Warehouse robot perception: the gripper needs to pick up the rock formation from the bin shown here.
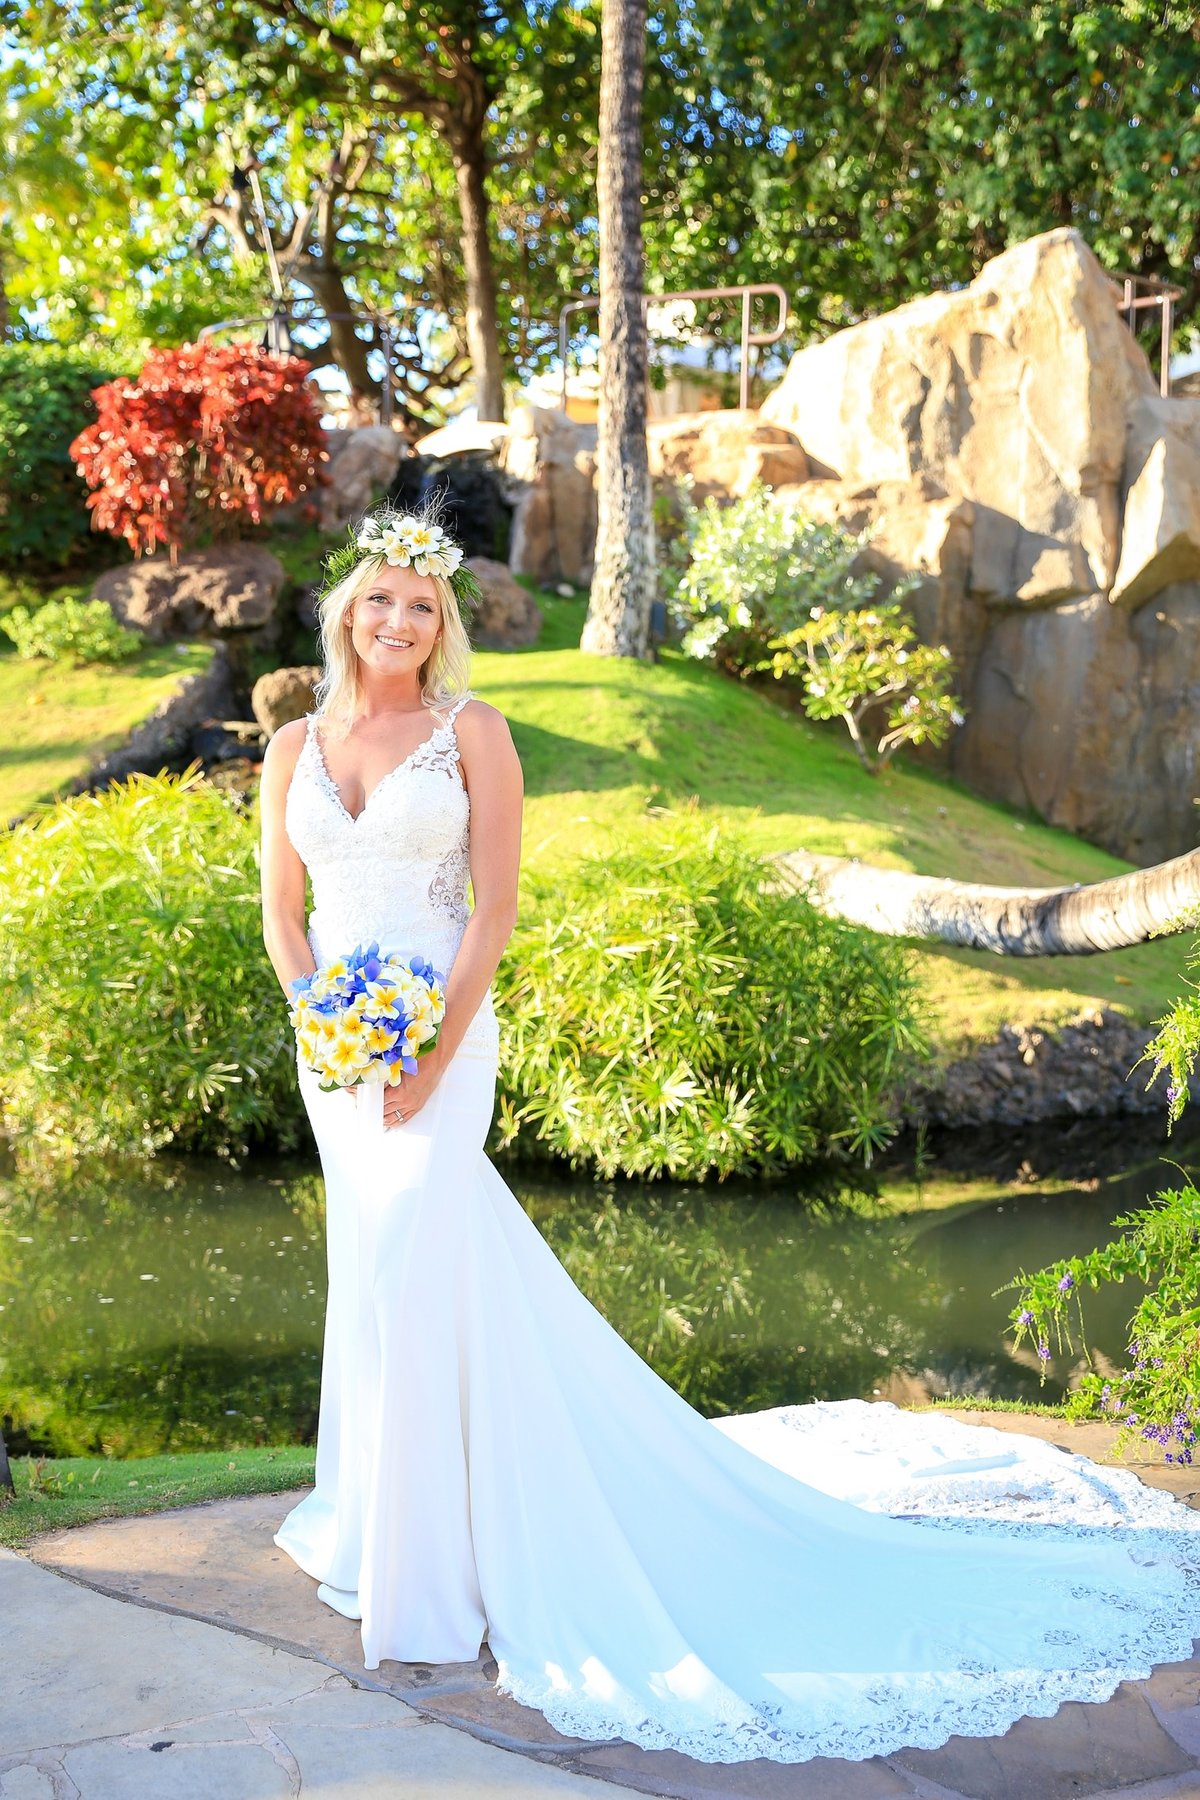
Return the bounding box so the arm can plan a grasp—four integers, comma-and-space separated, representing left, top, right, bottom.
93, 544, 287, 643
761, 230, 1200, 864
318, 425, 409, 531
463, 557, 543, 649
251, 665, 322, 736
504, 228, 1200, 863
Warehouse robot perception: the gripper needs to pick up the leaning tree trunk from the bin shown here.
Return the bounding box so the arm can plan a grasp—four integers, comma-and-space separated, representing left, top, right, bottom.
580, 0, 655, 660
767, 847, 1200, 955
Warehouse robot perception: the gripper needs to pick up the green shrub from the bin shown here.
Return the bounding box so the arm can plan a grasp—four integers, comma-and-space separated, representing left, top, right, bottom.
493, 812, 928, 1179
1, 595, 141, 665
669, 480, 893, 672
668, 483, 964, 771
0, 771, 299, 1160
0, 785, 926, 1178
0, 343, 133, 571
1001, 923, 1200, 1461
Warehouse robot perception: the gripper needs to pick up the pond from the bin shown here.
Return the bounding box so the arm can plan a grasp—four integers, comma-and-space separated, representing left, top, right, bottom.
2, 1116, 1192, 1458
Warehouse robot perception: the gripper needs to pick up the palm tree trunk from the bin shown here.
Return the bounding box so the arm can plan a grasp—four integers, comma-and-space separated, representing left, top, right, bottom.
767, 847, 1200, 955
580, 0, 655, 660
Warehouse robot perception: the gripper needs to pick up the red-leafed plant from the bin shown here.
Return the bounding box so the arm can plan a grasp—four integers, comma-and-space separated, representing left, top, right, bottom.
69, 341, 330, 559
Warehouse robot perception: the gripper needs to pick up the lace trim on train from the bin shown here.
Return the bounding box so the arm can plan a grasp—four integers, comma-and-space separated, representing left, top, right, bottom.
493, 1521, 1200, 1764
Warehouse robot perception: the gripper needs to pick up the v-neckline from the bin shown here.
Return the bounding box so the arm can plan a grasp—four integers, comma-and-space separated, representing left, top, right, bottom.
309, 712, 447, 826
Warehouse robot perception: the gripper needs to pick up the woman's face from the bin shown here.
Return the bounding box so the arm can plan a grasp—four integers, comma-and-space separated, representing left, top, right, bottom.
345, 561, 442, 678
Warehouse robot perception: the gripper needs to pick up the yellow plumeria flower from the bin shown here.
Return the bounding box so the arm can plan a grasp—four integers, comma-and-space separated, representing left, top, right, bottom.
326, 1035, 371, 1080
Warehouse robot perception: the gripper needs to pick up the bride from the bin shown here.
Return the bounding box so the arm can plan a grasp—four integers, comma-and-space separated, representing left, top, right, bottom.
257, 499, 1200, 1766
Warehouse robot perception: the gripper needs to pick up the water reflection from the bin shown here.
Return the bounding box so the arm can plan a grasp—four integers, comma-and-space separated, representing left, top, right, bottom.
1, 1118, 1191, 1457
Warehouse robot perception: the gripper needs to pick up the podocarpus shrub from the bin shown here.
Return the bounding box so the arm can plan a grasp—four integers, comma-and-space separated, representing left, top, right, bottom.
0, 771, 299, 1161
69, 340, 329, 558
0, 783, 926, 1177
0, 343, 132, 570
1002, 915, 1200, 1460
493, 813, 928, 1179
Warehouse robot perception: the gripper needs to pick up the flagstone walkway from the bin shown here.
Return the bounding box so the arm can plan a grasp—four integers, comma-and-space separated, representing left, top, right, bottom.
6, 1410, 1200, 1800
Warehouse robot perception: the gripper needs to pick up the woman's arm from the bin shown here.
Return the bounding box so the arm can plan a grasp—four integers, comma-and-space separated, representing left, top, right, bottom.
258, 719, 318, 999
433, 698, 524, 1063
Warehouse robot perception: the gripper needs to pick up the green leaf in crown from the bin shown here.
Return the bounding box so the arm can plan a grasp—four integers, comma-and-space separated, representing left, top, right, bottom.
315, 503, 482, 623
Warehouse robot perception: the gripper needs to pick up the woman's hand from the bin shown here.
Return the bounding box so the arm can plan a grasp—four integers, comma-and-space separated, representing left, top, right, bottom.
382, 1041, 448, 1130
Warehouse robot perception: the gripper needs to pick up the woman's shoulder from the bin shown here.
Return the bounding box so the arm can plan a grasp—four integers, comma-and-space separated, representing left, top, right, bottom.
260, 715, 312, 786
265, 715, 312, 757
452, 693, 512, 742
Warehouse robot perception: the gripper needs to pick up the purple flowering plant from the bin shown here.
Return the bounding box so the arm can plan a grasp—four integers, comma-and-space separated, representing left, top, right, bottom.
998, 1183, 1200, 1459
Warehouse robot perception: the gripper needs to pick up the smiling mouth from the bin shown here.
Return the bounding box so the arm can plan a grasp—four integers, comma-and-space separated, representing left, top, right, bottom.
376, 636, 415, 649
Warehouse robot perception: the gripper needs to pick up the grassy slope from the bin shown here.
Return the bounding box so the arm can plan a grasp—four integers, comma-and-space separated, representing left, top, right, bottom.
0, 641, 216, 822
478, 590, 1187, 1049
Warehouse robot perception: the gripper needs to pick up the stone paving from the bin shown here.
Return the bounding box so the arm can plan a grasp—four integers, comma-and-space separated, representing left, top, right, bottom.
8, 1408, 1200, 1800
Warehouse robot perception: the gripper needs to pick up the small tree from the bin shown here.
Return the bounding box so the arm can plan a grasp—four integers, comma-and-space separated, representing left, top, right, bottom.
762, 601, 965, 776
69, 341, 328, 561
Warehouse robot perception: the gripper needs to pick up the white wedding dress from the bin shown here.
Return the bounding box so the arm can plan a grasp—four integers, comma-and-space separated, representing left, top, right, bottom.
273, 687, 1200, 1765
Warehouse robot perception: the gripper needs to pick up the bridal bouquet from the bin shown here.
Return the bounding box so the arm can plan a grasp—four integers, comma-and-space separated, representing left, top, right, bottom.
288, 942, 446, 1091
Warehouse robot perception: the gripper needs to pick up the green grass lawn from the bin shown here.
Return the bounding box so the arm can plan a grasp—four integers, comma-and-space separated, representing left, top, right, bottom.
0, 565, 1186, 1050
0, 640, 216, 823
0, 1444, 315, 1551
473, 588, 1189, 1048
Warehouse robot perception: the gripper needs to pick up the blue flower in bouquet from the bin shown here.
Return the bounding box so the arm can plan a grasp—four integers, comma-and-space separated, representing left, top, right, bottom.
288, 943, 447, 1092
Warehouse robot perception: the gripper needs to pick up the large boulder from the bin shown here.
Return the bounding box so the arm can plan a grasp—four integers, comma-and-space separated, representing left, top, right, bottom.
252, 665, 322, 736
647, 409, 808, 499
1110, 394, 1200, 606
464, 557, 543, 649
93, 544, 287, 642
762, 228, 1156, 600
953, 585, 1200, 865
319, 425, 409, 531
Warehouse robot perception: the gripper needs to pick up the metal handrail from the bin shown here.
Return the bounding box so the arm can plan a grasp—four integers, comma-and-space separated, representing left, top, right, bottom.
557, 283, 789, 413
1105, 270, 1183, 398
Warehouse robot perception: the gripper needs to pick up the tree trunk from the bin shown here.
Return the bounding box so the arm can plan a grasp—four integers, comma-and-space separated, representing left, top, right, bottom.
767, 847, 1200, 955
580, 0, 655, 660
0, 1421, 13, 1495
451, 135, 506, 423
301, 263, 380, 408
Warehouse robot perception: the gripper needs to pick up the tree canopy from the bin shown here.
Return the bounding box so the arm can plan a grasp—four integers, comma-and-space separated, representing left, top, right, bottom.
3, 0, 1196, 413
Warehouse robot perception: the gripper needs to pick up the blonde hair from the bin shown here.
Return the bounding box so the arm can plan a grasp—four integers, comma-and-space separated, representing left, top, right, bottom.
311, 551, 474, 740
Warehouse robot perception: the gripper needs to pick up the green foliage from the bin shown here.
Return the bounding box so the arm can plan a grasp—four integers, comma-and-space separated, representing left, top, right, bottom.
1002, 915, 1200, 1459
0, 772, 299, 1161
669, 483, 964, 772
674, 1, 1200, 346
1141, 907, 1200, 1130
1001, 1185, 1200, 1465
0, 343, 132, 571
1, 596, 141, 666
493, 811, 928, 1180
765, 603, 965, 775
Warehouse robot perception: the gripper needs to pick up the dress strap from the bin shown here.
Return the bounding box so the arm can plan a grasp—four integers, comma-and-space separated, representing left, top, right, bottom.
438, 691, 473, 727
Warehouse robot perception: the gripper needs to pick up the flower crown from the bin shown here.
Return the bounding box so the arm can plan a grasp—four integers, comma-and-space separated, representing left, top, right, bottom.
316, 504, 484, 617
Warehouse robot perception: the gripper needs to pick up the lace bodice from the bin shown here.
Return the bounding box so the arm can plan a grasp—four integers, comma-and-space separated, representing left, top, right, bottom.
285, 690, 499, 1056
